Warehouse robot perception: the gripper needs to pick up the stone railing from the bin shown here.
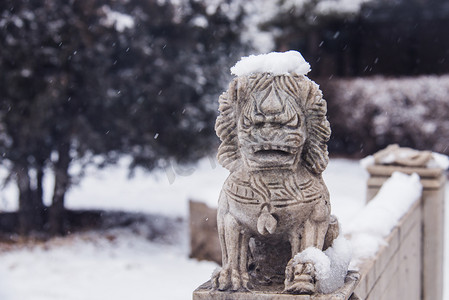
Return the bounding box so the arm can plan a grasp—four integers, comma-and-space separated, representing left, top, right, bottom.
190, 146, 446, 299
352, 198, 422, 299
361, 147, 446, 300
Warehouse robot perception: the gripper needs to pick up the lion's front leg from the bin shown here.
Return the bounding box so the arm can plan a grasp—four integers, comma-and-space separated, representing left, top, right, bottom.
212, 213, 250, 291
285, 200, 330, 294
300, 217, 329, 251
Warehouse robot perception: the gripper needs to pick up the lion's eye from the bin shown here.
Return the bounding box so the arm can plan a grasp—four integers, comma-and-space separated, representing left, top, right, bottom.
242, 116, 252, 128
253, 114, 265, 128
286, 114, 300, 129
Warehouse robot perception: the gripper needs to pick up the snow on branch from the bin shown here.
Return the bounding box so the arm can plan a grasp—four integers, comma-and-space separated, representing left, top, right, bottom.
101, 5, 135, 32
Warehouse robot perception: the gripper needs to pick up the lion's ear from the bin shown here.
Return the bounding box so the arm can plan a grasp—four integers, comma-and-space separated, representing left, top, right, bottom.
301, 81, 331, 175
215, 79, 241, 171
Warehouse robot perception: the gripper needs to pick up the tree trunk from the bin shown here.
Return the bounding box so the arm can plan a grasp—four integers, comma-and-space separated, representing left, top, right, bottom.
16, 165, 45, 235
31, 165, 46, 231
49, 142, 71, 235
35, 166, 45, 209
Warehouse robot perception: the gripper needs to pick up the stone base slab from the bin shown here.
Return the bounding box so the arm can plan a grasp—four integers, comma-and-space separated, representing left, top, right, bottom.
193, 271, 360, 300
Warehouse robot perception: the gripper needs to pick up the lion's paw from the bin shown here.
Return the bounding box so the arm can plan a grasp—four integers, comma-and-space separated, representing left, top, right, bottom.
212, 267, 250, 291
284, 262, 316, 294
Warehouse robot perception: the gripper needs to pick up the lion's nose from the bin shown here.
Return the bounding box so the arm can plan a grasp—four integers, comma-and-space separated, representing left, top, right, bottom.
259, 89, 283, 115
259, 126, 271, 138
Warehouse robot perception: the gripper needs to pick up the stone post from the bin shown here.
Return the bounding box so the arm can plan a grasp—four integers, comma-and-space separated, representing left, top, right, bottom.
189, 200, 221, 264
365, 145, 446, 300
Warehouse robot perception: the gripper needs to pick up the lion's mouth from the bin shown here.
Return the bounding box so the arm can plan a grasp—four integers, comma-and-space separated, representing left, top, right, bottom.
251, 145, 295, 155
254, 149, 291, 157
245, 144, 297, 170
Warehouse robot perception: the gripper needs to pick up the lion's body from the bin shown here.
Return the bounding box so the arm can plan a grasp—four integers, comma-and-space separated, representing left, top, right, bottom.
212, 72, 334, 293
220, 170, 329, 239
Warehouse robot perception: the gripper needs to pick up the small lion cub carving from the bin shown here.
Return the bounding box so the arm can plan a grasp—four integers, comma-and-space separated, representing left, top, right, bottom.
211, 54, 338, 294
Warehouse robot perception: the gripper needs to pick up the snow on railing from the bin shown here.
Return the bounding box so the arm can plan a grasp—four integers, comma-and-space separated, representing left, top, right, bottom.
345, 172, 422, 267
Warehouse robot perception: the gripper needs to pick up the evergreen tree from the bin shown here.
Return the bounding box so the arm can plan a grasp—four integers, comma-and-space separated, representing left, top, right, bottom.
0, 0, 244, 235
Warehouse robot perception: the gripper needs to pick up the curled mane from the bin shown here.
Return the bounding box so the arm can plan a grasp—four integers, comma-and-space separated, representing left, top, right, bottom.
215, 73, 331, 174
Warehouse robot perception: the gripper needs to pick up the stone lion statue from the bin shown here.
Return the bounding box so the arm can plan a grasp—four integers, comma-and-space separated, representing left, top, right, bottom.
211, 71, 339, 294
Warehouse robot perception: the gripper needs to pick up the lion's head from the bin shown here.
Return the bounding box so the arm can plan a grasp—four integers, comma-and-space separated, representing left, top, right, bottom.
215, 73, 330, 175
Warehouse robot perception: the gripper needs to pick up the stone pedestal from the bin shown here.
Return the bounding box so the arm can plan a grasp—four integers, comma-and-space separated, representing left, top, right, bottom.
193, 271, 360, 300
365, 146, 446, 300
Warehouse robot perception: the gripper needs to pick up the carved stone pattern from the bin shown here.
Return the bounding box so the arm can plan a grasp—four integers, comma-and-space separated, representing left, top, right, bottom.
216, 73, 331, 175
211, 72, 336, 295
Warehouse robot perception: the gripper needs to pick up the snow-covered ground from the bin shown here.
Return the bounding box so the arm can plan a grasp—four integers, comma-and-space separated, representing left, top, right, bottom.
0, 158, 447, 299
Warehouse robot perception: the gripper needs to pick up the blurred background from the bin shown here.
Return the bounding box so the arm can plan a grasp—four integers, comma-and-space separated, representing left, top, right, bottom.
1, 1, 449, 299
0, 0, 448, 257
